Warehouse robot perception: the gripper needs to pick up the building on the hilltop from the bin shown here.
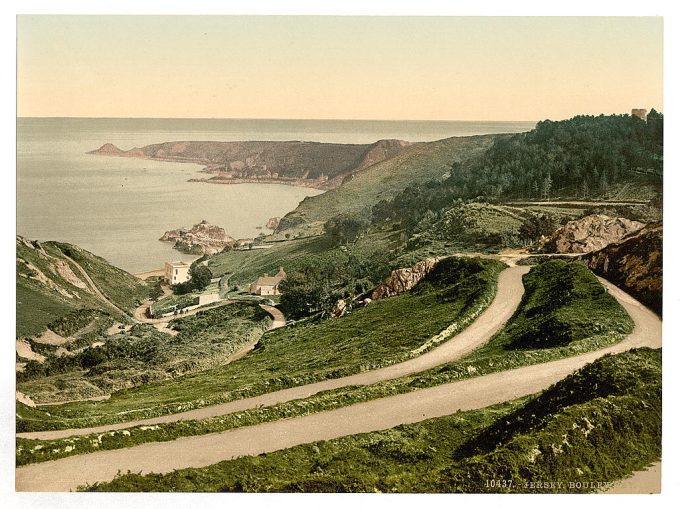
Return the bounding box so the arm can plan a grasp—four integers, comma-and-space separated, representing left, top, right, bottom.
632, 108, 648, 121
164, 261, 191, 285
249, 267, 286, 296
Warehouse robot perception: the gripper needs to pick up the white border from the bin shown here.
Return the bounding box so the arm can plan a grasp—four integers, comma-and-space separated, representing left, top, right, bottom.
2, 2, 677, 509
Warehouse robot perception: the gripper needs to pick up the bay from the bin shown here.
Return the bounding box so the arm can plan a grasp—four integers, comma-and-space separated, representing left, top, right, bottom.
16, 117, 535, 273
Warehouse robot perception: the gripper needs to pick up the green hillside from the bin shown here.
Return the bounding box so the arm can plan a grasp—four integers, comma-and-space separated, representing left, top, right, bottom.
18, 257, 503, 430
16, 236, 149, 337
276, 134, 498, 235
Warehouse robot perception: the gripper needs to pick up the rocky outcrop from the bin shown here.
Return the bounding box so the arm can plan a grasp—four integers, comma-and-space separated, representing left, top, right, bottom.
583, 222, 662, 315
539, 214, 645, 254
371, 258, 441, 300
331, 298, 347, 318
160, 220, 235, 255
266, 217, 280, 230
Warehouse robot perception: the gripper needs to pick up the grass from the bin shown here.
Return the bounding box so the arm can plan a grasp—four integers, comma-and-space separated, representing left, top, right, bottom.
80, 348, 660, 493
52, 241, 149, 313
150, 293, 199, 316
278, 135, 498, 236
16, 257, 504, 431
16, 281, 77, 337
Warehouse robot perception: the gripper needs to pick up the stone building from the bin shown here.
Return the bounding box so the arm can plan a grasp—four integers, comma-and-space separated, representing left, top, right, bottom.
164, 261, 191, 285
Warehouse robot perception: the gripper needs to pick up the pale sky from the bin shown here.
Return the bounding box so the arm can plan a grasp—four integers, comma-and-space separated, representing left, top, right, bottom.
17, 16, 663, 120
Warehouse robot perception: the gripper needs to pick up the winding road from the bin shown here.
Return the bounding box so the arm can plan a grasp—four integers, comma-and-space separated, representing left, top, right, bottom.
18, 266, 529, 441
15, 267, 662, 492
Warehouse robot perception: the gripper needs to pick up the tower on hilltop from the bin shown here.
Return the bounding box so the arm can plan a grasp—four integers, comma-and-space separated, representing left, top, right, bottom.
632, 108, 648, 121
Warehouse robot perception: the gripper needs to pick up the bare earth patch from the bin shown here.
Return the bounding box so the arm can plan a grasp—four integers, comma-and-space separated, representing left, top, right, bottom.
16, 339, 46, 363
33, 329, 71, 346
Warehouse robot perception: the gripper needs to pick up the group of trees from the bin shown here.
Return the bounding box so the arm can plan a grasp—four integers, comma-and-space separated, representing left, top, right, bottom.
279, 252, 390, 319
448, 111, 663, 200
324, 214, 371, 246
371, 112, 663, 234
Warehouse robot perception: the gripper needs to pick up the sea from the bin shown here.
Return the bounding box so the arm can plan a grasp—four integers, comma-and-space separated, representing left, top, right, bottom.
16, 118, 536, 273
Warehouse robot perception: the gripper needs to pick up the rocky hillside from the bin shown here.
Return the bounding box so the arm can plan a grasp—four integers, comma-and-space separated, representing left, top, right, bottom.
583, 222, 662, 315
89, 139, 413, 189
16, 236, 148, 336
539, 214, 645, 254
160, 220, 235, 255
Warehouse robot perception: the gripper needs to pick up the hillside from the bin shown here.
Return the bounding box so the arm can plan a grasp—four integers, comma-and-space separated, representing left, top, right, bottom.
276, 134, 498, 234
370, 113, 663, 236
16, 236, 149, 337
89, 139, 413, 189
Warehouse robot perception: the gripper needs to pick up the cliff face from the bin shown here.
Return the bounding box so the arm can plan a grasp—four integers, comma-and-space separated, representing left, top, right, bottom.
160, 220, 235, 255
371, 258, 440, 300
583, 222, 662, 315
89, 139, 414, 190
539, 214, 645, 254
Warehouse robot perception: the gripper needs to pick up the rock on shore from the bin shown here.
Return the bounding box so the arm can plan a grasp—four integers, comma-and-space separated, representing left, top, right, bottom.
160, 220, 235, 255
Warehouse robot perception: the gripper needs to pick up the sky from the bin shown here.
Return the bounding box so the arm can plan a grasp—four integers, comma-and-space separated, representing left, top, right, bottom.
17, 16, 663, 121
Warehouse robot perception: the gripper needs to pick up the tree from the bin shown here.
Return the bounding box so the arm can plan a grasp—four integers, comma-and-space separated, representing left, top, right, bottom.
172, 264, 212, 294
279, 269, 337, 319
189, 264, 212, 291
542, 173, 553, 200
324, 214, 370, 246
518, 213, 556, 244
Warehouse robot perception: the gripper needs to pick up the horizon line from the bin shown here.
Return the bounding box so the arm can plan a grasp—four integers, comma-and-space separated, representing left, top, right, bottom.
16, 115, 544, 123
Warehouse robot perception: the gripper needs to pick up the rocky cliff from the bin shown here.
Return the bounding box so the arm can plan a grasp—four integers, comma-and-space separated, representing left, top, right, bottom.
160, 220, 235, 255
583, 222, 662, 315
539, 214, 645, 254
89, 139, 414, 190
371, 258, 441, 300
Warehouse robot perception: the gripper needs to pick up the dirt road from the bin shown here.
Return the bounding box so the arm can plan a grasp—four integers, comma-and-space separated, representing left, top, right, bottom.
18, 266, 528, 441
15, 270, 661, 492
260, 304, 286, 329
604, 462, 661, 494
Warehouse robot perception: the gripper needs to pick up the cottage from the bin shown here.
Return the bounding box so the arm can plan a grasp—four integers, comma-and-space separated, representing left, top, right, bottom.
164, 261, 190, 285
249, 267, 286, 296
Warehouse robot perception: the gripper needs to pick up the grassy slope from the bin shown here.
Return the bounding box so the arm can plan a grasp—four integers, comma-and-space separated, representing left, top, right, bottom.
83, 348, 660, 493
277, 135, 498, 234
16, 238, 148, 336
50, 241, 149, 313
18, 258, 504, 431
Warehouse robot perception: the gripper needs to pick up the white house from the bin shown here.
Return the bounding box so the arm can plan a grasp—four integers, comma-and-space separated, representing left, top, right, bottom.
164, 261, 191, 285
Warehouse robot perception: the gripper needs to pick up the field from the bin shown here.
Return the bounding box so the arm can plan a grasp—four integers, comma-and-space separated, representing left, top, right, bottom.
17, 257, 503, 431
82, 349, 660, 493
